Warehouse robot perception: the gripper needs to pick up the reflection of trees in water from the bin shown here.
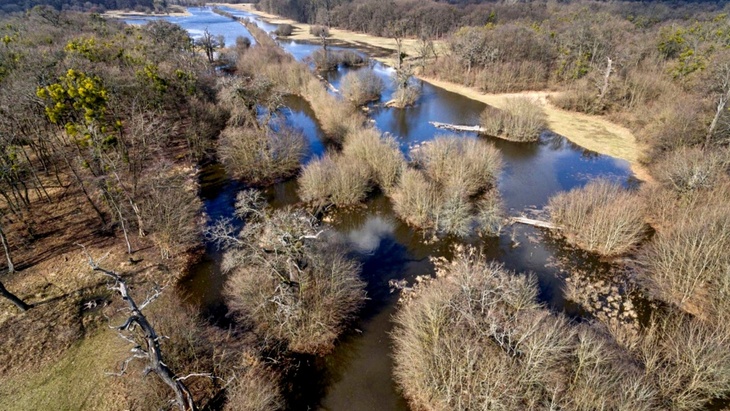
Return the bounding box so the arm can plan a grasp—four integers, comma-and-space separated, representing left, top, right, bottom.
543, 130, 566, 150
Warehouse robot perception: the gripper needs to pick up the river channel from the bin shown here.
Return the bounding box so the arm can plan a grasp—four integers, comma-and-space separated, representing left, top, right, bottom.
126, 7, 638, 410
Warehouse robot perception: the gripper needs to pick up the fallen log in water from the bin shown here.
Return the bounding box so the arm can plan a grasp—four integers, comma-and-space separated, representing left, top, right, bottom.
510, 216, 560, 230
429, 121, 487, 133
316, 74, 339, 93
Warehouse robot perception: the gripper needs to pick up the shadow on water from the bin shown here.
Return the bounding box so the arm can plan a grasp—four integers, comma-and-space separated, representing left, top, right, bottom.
129, 9, 655, 411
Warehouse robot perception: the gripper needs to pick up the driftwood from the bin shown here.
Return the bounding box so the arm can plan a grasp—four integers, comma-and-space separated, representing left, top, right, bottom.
510, 216, 560, 230
316, 74, 339, 93
82, 248, 196, 411
429, 121, 487, 133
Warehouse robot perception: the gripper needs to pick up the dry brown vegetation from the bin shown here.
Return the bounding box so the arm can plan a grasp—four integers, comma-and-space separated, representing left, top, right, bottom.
218, 125, 306, 186
219, 191, 366, 355
340, 68, 385, 106
298, 152, 372, 207
341, 127, 406, 193
394, 248, 730, 411
391, 136, 503, 237
548, 179, 646, 257
480, 96, 547, 142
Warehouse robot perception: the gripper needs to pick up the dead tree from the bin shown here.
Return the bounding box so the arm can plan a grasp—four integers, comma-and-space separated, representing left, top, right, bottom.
82, 249, 196, 411
0, 223, 30, 311
0, 281, 31, 312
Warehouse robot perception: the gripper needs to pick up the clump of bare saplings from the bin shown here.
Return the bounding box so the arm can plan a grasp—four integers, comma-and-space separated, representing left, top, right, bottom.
640, 196, 730, 320
391, 135, 504, 237
274, 23, 293, 37
218, 125, 306, 186
310, 49, 367, 71
548, 179, 646, 256
298, 127, 406, 207
340, 68, 385, 106
393, 248, 730, 411
217, 190, 366, 355
480, 96, 547, 142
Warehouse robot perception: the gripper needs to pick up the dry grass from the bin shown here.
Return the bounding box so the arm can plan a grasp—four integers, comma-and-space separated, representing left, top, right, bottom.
549, 179, 646, 256
218, 125, 306, 186
342, 127, 405, 193
480, 96, 547, 142
340, 68, 384, 106
297, 153, 372, 208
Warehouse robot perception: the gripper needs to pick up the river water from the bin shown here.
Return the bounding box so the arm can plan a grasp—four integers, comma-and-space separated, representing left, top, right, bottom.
126, 7, 638, 411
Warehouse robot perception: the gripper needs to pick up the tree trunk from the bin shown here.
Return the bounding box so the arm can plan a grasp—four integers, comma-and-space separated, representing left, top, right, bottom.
0, 281, 31, 311
706, 92, 728, 149
87, 257, 195, 411
0, 224, 14, 273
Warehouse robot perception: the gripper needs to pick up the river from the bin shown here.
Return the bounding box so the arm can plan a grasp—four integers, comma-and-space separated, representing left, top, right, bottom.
125, 7, 639, 411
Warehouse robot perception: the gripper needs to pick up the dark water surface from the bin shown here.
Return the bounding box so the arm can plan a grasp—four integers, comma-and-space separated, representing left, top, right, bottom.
126, 9, 638, 411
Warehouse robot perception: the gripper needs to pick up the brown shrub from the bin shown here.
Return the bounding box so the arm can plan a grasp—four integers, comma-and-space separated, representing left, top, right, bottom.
340, 69, 384, 106
390, 168, 440, 230
223, 357, 283, 411
651, 146, 729, 195
297, 152, 372, 207
548, 179, 646, 256
140, 165, 203, 259
342, 127, 405, 193
391, 136, 504, 237
223, 205, 366, 355
412, 135, 502, 196
218, 126, 306, 186
639, 204, 730, 319
310, 49, 366, 71
480, 96, 547, 142
302, 77, 364, 142
637, 315, 730, 411
393, 249, 657, 411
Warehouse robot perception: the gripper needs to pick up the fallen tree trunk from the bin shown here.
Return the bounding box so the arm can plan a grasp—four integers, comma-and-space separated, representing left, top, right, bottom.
82, 250, 196, 411
0, 281, 31, 311
510, 216, 560, 230
429, 121, 487, 133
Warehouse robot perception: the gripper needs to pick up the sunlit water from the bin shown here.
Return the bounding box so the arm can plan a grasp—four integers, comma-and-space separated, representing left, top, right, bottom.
125, 8, 641, 411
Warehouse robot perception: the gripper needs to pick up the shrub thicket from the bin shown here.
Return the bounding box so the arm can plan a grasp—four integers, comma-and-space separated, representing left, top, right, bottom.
298, 153, 372, 207
393, 249, 660, 411
548, 179, 646, 256
342, 128, 405, 193
218, 126, 306, 186
391, 136, 503, 237
651, 147, 729, 195
340, 69, 385, 106
480, 97, 547, 142
222, 193, 366, 355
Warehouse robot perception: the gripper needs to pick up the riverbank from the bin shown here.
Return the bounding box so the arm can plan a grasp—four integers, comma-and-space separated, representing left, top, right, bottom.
216, 3, 649, 181
212, 3, 422, 66
102, 7, 191, 18
418, 78, 651, 181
